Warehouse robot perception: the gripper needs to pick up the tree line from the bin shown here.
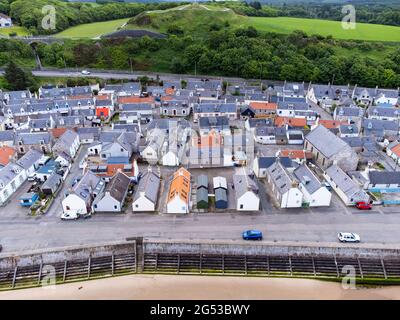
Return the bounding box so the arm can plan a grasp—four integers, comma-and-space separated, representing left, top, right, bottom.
32, 28, 400, 88
219, 1, 400, 27
0, 0, 185, 35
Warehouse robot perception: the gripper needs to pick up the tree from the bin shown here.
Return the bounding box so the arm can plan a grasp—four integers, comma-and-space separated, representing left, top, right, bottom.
4, 61, 37, 91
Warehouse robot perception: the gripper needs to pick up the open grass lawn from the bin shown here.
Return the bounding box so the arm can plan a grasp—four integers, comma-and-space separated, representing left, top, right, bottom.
0, 26, 30, 37
53, 5, 400, 43
244, 17, 400, 42
55, 18, 130, 39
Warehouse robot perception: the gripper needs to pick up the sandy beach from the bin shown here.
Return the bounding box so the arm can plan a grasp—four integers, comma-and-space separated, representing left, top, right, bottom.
0, 274, 400, 300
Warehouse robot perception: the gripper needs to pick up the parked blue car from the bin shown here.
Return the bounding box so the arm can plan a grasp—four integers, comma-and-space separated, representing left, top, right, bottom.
242, 230, 263, 241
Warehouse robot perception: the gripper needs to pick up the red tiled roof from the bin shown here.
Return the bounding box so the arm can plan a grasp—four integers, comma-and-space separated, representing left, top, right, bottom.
0, 146, 16, 166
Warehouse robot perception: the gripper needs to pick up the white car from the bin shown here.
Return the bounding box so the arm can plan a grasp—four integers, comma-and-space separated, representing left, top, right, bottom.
61, 212, 79, 221
338, 232, 361, 243
81, 70, 91, 75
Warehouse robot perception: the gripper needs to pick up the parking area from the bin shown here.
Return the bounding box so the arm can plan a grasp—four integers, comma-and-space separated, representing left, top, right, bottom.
0, 180, 34, 218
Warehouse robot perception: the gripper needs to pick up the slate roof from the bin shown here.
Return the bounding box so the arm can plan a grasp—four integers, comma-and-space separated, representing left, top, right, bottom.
0, 163, 24, 189
15, 132, 51, 145
326, 165, 368, 200
105, 171, 131, 203
16, 149, 43, 170
71, 171, 105, 204
0, 131, 15, 142
257, 157, 293, 170
199, 116, 229, 129
133, 171, 160, 204
305, 125, 348, 158
369, 171, 400, 185
232, 174, 259, 199
266, 161, 294, 195
293, 164, 322, 194
196, 103, 237, 113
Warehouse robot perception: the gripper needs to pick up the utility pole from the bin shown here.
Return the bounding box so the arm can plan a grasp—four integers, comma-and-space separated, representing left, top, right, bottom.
195, 61, 197, 77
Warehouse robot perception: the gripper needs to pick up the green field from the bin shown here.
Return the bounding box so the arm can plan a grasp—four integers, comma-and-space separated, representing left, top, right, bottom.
52, 4, 400, 42
55, 18, 130, 39
244, 17, 400, 42
0, 26, 30, 37
125, 4, 400, 42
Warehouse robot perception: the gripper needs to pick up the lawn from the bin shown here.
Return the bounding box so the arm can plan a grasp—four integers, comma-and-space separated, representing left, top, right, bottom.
0, 26, 30, 37
55, 18, 130, 39
244, 17, 400, 42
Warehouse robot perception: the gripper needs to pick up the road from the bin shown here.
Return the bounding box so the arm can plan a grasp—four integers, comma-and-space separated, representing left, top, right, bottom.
2, 200, 400, 254
0, 68, 288, 88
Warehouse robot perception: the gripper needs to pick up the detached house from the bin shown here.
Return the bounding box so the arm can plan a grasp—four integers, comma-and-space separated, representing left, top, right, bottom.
305, 125, 358, 172
167, 167, 191, 214
233, 172, 260, 211
92, 171, 131, 212
0, 13, 12, 27
132, 171, 160, 212
62, 171, 105, 215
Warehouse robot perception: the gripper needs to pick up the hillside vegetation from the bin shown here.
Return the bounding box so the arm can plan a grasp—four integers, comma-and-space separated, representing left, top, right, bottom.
126, 4, 400, 42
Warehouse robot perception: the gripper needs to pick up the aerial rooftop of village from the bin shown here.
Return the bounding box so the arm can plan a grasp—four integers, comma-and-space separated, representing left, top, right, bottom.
0, 76, 400, 246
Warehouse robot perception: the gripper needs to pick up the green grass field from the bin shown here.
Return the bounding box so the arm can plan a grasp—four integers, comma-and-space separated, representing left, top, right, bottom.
54, 4, 400, 42
244, 17, 400, 42
55, 18, 130, 39
0, 26, 30, 37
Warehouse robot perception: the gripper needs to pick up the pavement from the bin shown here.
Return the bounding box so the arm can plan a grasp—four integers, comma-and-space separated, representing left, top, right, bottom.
2, 195, 400, 254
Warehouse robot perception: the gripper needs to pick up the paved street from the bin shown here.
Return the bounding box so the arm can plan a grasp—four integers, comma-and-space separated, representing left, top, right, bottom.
2, 199, 400, 254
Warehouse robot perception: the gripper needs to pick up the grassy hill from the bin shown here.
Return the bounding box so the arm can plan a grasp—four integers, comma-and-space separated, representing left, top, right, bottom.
127, 4, 245, 37
55, 18, 130, 39
125, 4, 400, 42
244, 17, 400, 42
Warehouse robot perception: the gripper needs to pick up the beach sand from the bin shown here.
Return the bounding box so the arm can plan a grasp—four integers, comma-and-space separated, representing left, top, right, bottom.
0, 274, 399, 300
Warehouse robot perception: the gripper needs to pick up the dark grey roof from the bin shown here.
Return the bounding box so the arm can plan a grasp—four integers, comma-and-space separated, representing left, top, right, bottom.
16, 150, 43, 169
41, 173, 62, 191
196, 103, 237, 114
199, 116, 229, 129
258, 157, 293, 169
15, 132, 51, 145
106, 171, 131, 203
340, 124, 359, 134
369, 171, 400, 185
133, 171, 160, 203
233, 174, 259, 199
368, 106, 399, 118
0, 163, 24, 189
293, 164, 322, 194
0, 131, 15, 142
336, 107, 364, 117
306, 125, 349, 158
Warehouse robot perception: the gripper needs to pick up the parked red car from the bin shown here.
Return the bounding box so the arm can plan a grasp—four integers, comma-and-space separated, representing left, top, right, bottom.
355, 202, 372, 210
